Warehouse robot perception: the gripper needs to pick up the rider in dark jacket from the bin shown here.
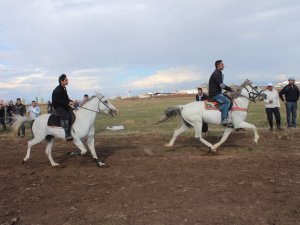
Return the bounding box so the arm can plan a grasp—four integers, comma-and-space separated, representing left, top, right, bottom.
52, 74, 74, 141
208, 60, 235, 127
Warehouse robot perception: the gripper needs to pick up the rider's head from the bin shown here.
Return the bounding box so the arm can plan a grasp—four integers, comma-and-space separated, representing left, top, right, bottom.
31, 101, 37, 107
59, 74, 68, 87
215, 60, 224, 71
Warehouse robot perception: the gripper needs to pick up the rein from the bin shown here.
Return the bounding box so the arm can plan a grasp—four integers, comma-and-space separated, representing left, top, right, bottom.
77, 96, 113, 114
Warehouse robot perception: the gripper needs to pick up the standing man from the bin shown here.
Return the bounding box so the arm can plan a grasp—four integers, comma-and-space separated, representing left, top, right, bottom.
208, 60, 235, 127
196, 87, 208, 101
0, 103, 6, 131
52, 74, 74, 141
264, 83, 283, 131
279, 77, 299, 128
80, 94, 89, 106
13, 98, 26, 136
27, 100, 41, 127
196, 87, 208, 132
47, 101, 54, 114
6, 100, 14, 124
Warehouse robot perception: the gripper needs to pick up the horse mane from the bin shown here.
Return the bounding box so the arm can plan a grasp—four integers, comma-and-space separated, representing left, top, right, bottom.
226, 79, 252, 99
240, 79, 253, 88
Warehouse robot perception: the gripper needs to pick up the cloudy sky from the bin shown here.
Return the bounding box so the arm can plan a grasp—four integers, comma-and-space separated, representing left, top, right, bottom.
0, 0, 299, 102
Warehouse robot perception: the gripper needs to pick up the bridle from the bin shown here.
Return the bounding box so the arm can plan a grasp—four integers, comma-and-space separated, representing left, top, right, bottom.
239, 84, 263, 103
77, 96, 114, 114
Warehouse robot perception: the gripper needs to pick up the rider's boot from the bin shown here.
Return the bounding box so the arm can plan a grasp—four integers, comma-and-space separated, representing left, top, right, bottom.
61, 119, 73, 141
221, 119, 234, 128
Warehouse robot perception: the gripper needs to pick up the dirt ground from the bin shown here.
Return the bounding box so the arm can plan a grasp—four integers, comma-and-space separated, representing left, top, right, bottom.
0, 129, 299, 225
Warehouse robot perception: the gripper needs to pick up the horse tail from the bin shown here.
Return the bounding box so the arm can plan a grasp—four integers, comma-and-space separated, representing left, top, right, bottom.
156, 105, 183, 123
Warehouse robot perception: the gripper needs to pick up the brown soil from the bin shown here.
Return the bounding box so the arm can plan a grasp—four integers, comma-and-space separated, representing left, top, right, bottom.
0, 129, 299, 225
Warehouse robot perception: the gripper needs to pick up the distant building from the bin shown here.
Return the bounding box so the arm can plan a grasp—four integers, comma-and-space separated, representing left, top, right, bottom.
176, 89, 198, 94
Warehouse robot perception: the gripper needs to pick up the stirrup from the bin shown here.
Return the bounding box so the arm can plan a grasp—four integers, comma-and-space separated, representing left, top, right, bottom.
221, 120, 234, 128
65, 134, 73, 141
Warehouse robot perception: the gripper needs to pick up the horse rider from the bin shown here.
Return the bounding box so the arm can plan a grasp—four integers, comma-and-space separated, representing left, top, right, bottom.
52, 74, 74, 141
208, 60, 235, 127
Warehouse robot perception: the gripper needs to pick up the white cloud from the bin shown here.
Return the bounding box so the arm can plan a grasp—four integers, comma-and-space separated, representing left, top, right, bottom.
1, 0, 300, 100
275, 73, 289, 82
130, 67, 201, 89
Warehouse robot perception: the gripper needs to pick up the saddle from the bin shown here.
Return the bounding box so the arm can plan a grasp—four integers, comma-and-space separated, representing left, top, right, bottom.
47, 111, 76, 127
204, 97, 233, 111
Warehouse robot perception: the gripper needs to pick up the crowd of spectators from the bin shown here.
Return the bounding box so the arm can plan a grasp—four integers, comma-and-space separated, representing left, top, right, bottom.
0, 98, 44, 135
0, 94, 89, 135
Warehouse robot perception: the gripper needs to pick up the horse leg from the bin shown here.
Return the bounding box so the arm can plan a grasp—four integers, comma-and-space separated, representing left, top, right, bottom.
86, 136, 106, 167
45, 136, 59, 166
165, 121, 188, 147
194, 122, 213, 149
211, 128, 233, 152
23, 135, 45, 162
236, 121, 259, 143
72, 137, 88, 155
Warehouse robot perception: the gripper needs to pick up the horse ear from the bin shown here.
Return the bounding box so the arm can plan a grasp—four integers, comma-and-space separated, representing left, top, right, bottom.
95, 91, 103, 98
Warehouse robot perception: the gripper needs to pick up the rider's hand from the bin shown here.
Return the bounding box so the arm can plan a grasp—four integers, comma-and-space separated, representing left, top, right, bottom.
231, 88, 236, 92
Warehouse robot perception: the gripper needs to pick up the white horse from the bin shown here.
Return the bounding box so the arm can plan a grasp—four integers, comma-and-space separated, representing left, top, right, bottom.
158, 80, 265, 152
13, 93, 118, 167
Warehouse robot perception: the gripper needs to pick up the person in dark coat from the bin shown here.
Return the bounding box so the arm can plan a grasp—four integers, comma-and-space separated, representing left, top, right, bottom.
52, 74, 74, 141
47, 101, 54, 114
13, 98, 26, 136
279, 77, 299, 128
0, 103, 6, 131
6, 100, 14, 124
196, 87, 208, 132
208, 60, 235, 127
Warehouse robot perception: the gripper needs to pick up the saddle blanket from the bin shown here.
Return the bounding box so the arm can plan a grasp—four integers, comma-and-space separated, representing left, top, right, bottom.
204, 100, 233, 111
204, 100, 220, 110
204, 100, 248, 112
47, 114, 61, 127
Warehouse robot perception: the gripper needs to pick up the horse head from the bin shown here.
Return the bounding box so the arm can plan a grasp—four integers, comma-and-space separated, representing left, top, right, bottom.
95, 92, 118, 116
240, 79, 265, 102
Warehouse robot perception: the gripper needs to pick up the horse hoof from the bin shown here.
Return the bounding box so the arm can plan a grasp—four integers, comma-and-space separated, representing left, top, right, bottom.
164, 143, 172, 148
210, 148, 217, 153
68, 150, 81, 156
94, 159, 106, 167
51, 163, 60, 167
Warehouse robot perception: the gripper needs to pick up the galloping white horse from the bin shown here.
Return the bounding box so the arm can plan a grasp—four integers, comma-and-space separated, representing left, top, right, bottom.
14, 93, 118, 167
158, 80, 265, 152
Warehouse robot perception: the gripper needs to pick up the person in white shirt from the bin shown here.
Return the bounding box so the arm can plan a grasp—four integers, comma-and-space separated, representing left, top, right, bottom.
27, 101, 41, 128
263, 83, 283, 131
